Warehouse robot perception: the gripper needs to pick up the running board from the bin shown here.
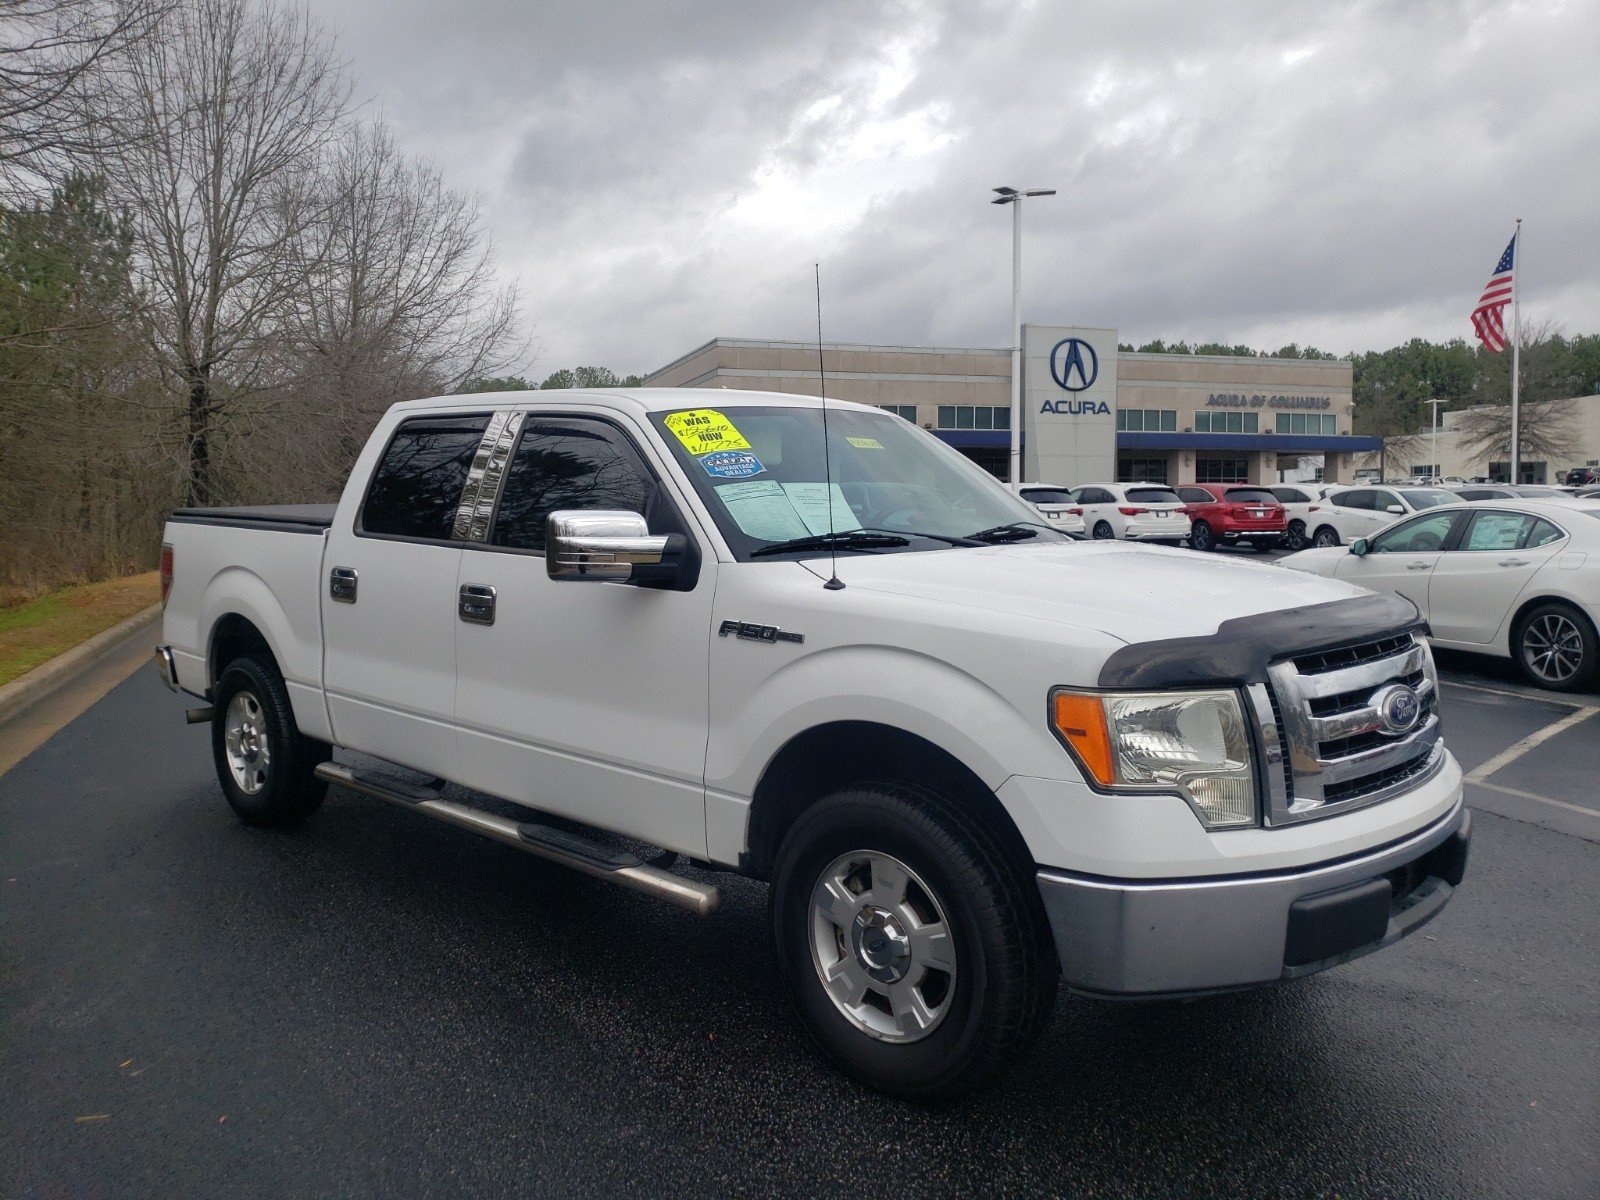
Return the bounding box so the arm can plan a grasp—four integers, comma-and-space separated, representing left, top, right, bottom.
313, 762, 719, 916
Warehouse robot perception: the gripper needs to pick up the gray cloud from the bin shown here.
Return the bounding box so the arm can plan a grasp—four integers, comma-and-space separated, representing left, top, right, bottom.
311, 0, 1600, 377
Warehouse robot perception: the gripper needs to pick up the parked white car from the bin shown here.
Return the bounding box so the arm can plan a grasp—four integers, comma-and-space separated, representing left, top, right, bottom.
1068, 482, 1188, 542
1304, 486, 1458, 548
1018, 483, 1086, 537
1270, 483, 1334, 551
1452, 485, 1579, 503
1280, 499, 1600, 690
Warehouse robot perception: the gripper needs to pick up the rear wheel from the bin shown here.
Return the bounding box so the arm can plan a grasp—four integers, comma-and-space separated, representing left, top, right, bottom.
1285, 519, 1308, 551
1188, 521, 1215, 552
211, 654, 330, 826
1092, 520, 1115, 540
770, 782, 1057, 1101
1513, 602, 1598, 692
1312, 525, 1341, 548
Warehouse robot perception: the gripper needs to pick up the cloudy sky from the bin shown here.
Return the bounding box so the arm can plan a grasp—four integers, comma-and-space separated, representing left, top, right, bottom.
308, 0, 1599, 379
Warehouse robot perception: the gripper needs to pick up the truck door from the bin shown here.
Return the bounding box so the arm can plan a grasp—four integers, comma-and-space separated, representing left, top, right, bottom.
451, 411, 715, 858
321, 410, 493, 780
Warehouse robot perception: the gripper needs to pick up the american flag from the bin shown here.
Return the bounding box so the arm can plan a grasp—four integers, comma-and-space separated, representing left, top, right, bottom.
1471, 233, 1517, 352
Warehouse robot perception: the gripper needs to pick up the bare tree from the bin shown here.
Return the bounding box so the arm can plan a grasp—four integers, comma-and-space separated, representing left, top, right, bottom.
1455, 321, 1584, 471
88, 0, 350, 505
0, 0, 166, 195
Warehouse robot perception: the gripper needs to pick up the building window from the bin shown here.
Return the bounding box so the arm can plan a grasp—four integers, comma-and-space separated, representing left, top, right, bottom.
1115, 408, 1177, 432
1274, 413, 1337, 435
1489, 461, 1547, 484
1118, 458, 1169, 483
879, 405, 917, 422
1195, 456, 1249, 483
936, 405, 1010, 430
1194, 411, 1258, 434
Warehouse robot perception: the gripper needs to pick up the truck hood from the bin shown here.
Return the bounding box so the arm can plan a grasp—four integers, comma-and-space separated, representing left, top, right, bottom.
828, 541, 1371, 645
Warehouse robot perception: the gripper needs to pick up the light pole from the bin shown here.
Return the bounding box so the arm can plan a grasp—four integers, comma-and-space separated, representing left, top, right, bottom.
992, 186, 1055, 490
1426, 398, 1444, 482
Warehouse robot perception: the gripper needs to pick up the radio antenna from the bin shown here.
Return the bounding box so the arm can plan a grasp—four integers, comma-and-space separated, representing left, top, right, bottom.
816, 262, 844, 591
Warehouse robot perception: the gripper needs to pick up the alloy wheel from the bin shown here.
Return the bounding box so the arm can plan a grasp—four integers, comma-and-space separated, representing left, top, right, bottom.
1522, 612, 1585, 684
223, 690, 271, 794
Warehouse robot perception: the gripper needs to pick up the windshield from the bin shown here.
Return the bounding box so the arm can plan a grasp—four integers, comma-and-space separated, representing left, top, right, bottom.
1399, 488, 1457, 509
649, 403, 1065, 559
1125, 487, 1182, 506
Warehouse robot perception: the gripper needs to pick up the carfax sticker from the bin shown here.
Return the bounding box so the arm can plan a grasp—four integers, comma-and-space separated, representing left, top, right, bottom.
700, 450, 766, 479
664, 409, 751, 454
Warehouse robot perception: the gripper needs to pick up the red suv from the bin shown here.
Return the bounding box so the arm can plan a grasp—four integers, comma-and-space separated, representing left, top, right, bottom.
1174, 484, 1287, 552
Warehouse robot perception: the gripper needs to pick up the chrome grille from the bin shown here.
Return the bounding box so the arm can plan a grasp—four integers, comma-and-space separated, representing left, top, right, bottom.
1249, 632, 1444, 826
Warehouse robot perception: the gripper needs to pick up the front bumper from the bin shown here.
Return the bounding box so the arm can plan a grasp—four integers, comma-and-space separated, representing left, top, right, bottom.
1037, 800, 1470, 997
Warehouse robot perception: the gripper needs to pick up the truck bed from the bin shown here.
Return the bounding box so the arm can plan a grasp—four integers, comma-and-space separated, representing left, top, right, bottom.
168, 504, 336, 533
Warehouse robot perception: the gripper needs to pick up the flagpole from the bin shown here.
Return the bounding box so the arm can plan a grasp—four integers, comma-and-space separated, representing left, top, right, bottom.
1510, 218, 1522, 482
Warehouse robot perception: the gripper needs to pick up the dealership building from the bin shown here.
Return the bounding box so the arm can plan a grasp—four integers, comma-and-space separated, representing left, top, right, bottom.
644, 325, 1380, 486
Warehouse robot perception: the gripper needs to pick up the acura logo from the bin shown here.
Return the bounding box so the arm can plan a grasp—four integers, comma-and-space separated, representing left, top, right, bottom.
1372, 683, 1422, 736
1049, 337, 1099, 392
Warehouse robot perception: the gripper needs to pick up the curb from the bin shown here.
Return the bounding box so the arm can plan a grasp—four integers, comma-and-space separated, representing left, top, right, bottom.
0, 603, 163, 727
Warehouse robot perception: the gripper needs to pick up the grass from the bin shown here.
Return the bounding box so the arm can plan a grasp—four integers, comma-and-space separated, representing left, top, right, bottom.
0, 572, 161, 687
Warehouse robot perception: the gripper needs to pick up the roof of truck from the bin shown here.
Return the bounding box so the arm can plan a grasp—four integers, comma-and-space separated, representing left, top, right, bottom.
393, 387, 878, 417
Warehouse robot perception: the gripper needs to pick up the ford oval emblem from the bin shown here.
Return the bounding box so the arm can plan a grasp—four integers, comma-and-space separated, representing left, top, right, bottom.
1372, 683, 1422, 736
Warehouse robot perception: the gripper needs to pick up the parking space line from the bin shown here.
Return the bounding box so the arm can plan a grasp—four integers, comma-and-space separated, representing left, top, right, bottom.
1470, 779, 1600, 820
1438, 676, 1597, 710
1462, 707, 1599, 784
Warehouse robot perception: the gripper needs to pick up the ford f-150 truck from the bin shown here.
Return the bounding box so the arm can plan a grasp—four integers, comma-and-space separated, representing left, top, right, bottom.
156, 388, 1470, 1099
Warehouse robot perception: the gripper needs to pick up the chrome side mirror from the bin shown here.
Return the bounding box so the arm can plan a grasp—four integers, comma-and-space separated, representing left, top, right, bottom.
546, 510, 668, 582
1350, 538, 1369, 557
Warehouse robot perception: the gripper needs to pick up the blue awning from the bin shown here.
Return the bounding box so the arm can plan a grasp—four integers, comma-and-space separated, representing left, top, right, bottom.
931, 429, 1012, 449
1117, 433, 1382, 452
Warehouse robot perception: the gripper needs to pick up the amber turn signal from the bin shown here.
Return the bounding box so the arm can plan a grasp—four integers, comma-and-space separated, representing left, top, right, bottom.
1051, 692, 1114, 786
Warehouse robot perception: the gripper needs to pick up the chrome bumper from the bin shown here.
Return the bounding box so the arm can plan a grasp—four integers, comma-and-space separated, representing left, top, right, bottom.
153, 645, 179, 693
1037, 801, 1470, 998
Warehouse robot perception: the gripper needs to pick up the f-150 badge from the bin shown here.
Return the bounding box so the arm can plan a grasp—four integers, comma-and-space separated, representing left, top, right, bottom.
719, 620, 804, 645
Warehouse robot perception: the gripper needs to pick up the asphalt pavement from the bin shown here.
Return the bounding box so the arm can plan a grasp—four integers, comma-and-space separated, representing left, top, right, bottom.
2, 646, 1597, 1198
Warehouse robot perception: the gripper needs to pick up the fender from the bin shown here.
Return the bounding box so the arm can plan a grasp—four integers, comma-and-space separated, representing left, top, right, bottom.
200, 564, 332, 742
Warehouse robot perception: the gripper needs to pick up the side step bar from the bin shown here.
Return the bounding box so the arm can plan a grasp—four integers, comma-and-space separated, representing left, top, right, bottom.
313, 763, 720, 916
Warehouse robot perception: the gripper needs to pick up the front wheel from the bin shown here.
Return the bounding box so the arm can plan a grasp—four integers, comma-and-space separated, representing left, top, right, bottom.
1312, 525, 1341, 548
211, 655, 330, 826
1514, 602, 1598, 692
1188, 521, 1215, 552
770, 783, 1057, 1101
1285, 519, 1308, 551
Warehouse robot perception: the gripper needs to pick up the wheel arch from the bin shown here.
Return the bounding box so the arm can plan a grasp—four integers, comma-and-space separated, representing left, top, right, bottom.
1506, 593, 1598, 655
208, 612, 275, 687
743, 720, 1035, 881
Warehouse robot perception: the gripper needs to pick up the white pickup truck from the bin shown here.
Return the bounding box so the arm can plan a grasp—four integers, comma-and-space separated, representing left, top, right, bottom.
156, 388, 1470, 1099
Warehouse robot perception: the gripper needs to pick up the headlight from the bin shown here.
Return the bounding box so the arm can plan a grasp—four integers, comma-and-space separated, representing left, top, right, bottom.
1051, 688, 1258, 828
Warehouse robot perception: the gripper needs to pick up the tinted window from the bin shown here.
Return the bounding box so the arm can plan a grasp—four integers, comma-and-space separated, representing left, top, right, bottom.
1371, 490, 1401, 510
1399, 488, 1456, 509
492, 418, 653, 551
1528, 518, 1565, 547
1512, 486, 1564, 497
1126, 487, 1182, 505
1272, 487, 1309, 504
1223, 488, 1277, 504
1177, 487, 1213, 504
1021, 488, 1074, 506
1455, 489, 1494, 501
1076, 487, 1114, 505
361, 414, 491, 540
1329, 489, 1366, 509
1371, 511, 1457, 553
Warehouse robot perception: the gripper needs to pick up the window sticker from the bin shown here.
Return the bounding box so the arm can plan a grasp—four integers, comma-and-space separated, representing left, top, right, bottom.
699, 449, 765, 479
846, 436, 883, 450
715, 480, 810, 541
664, 409, 751, 454
780, 483, 863, 535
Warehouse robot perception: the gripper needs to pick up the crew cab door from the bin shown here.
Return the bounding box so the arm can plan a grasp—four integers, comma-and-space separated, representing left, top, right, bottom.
451, 411, 715, 857
321, 411, 492, 780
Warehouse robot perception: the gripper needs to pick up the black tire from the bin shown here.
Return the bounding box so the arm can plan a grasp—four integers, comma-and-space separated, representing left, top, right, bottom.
1285, 520, 1308, 551
1312, 525, 1341, 548
1512, 602, 1599, 692
1249, 540, 1280, 553
1189, 521, 1215, 551
211, 654, 330, 827
1092, 520, 1115, 540
769, 783, 1058, 1102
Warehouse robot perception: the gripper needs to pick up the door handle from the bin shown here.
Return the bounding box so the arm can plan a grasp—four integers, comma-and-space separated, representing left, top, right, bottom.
1498, 558, 1529, 567
329, 566, 358, 603
458, 583, 496, 626
1406, 562, 1432, 570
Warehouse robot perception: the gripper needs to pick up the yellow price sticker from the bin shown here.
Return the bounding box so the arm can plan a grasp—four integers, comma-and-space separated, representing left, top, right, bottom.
846, 436, 883, 449
663, 409, 752, 455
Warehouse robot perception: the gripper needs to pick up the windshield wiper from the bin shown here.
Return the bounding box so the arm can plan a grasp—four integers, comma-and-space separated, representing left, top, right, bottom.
856, 526, 983, 547
750, 530, 911, 558
965, 522, 1047, 543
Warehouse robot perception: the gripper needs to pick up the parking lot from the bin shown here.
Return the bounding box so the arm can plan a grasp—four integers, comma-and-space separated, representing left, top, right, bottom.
1, 616, 1596, 1198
